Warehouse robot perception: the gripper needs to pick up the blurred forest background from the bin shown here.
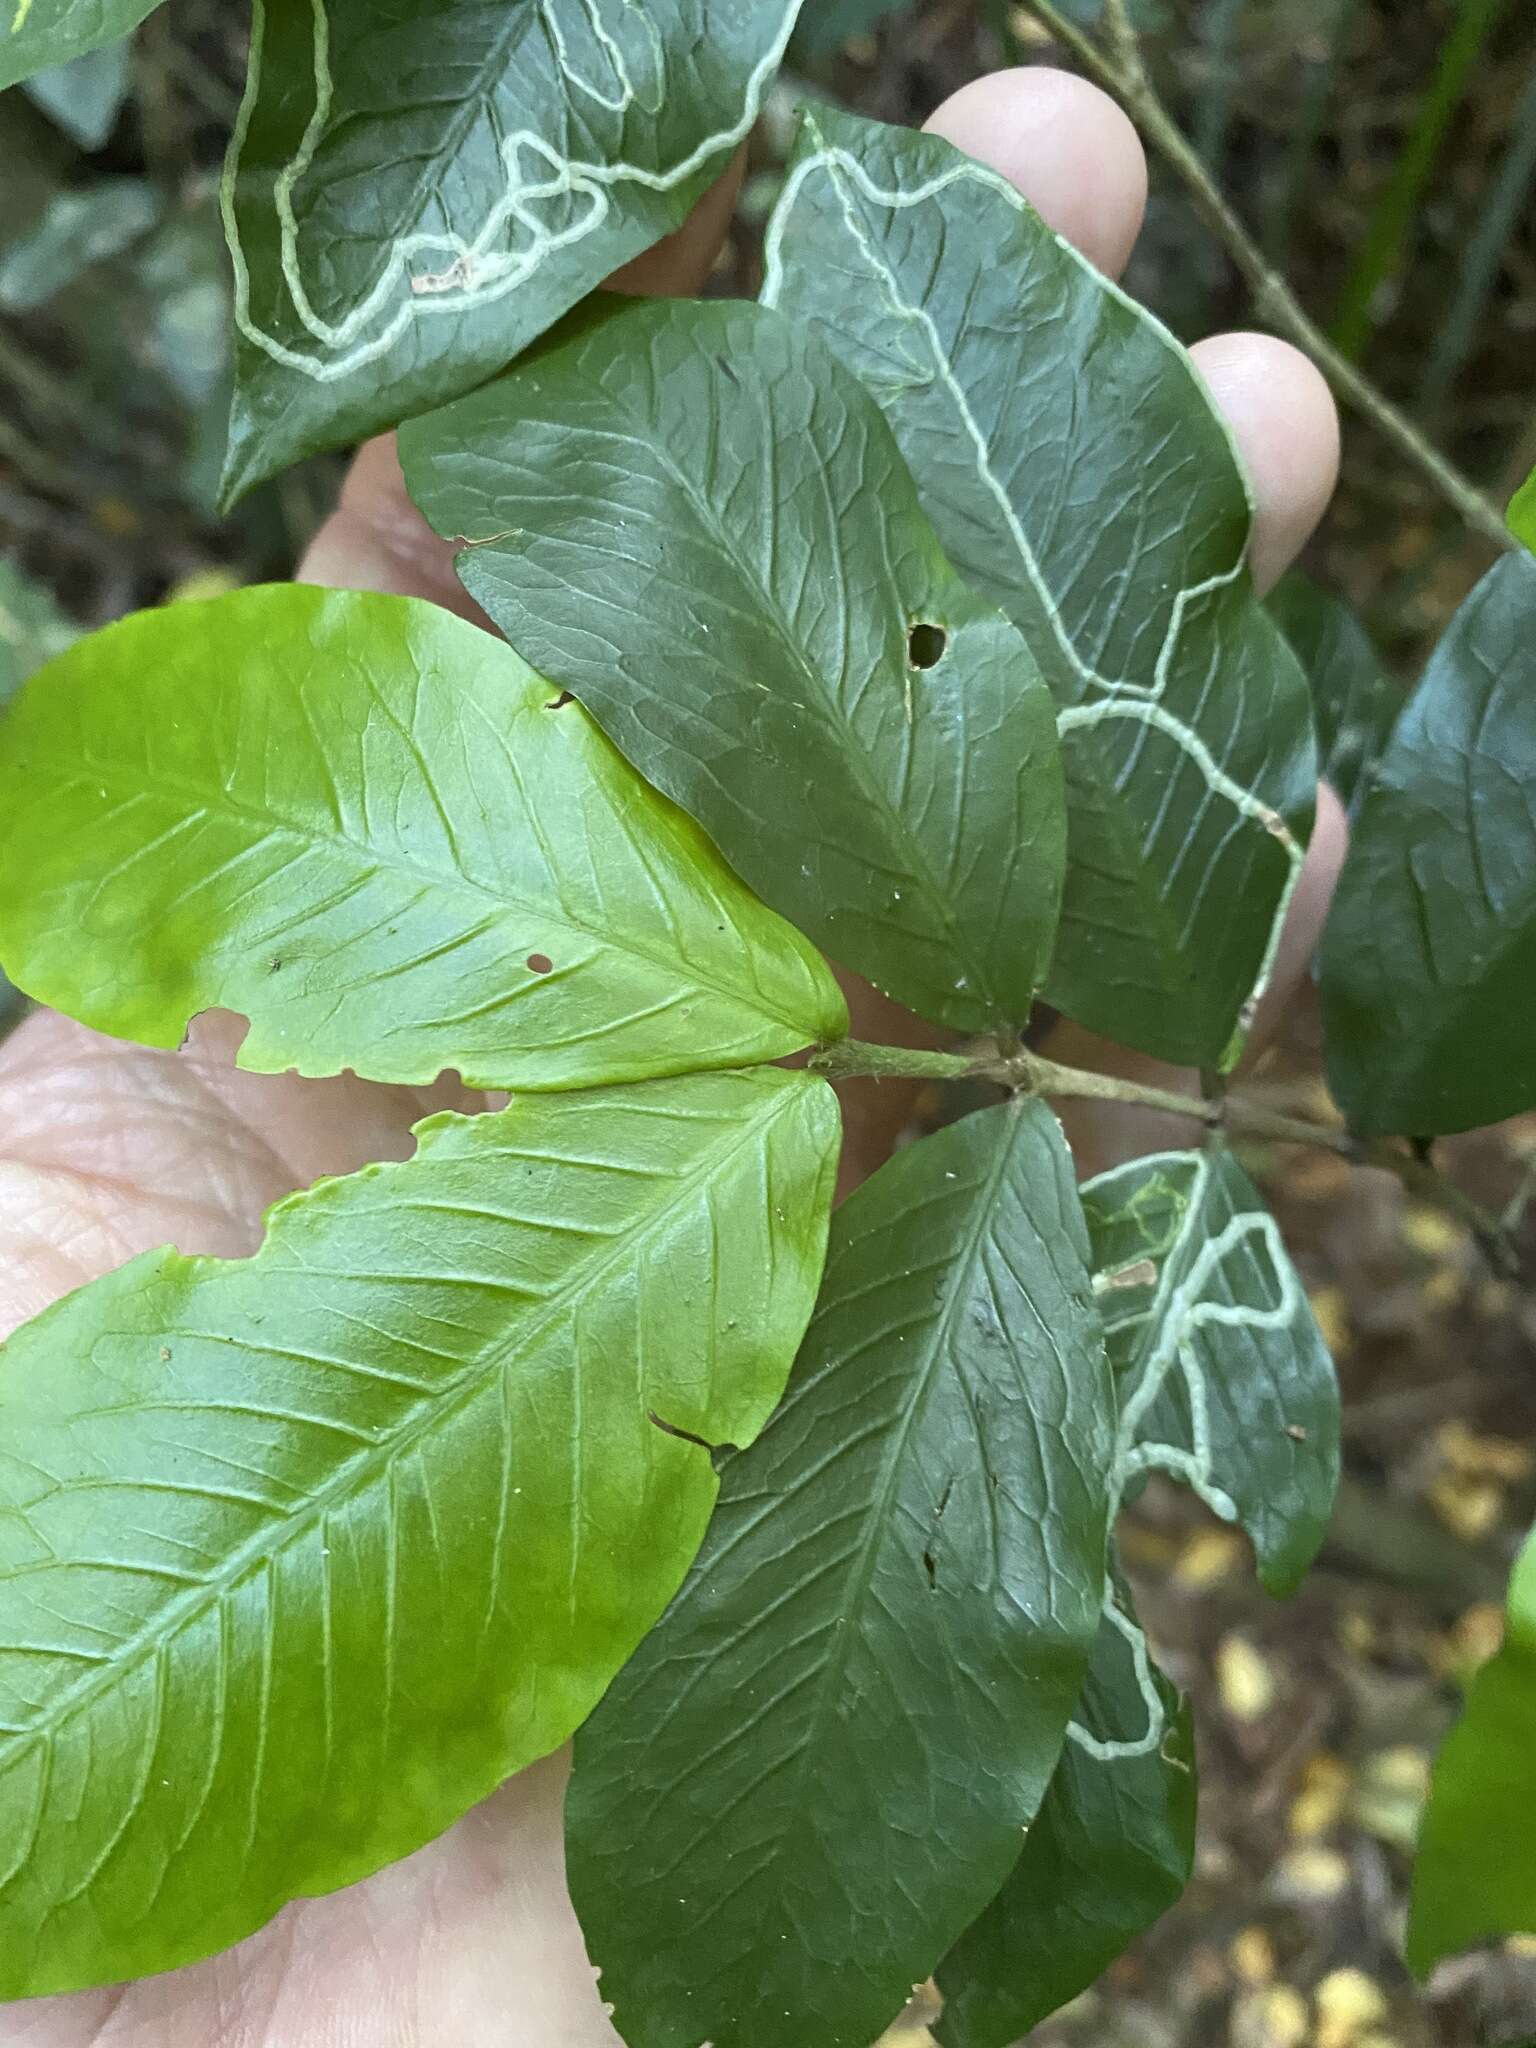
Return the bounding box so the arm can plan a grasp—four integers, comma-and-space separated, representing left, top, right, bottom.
4, 3, 1536, 2044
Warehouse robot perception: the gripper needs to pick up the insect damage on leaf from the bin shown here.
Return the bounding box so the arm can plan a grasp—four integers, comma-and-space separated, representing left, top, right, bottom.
761, 104, 1317, 1069
400, 295, 1067, 1037
565, 1101, 1116, 2048
218, 0, 808, 497
0, 584, 849, 1091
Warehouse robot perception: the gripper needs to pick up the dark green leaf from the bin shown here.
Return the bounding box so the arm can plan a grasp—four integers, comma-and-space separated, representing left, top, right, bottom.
0, 176, 158, 312
220, 0, 804, 499
0, 1065, 838, 1998
567, 1100, 1115, 2048
1510, 462, 1536, 556
21, 33, 132, 148
762, 105, 1317, 1068
1409, 1528, 1536, 1973
936, 1143, 1330, 2044
0, 585, 846, 1089
1269, 573, 1402, 817
935, 1587, 1196, 2047
402, 295, 1065, 1035
1322, 551, 1536, 1136
1083, 1146, 1339, 1595
0, 0, 158, 91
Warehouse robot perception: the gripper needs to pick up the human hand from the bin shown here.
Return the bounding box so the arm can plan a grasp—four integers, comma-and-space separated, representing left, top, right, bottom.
0, 66, 1341, 2048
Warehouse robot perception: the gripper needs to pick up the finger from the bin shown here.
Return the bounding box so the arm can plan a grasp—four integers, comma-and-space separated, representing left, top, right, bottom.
297, 151, 746, 606
923, 73, 1339, 595
833, 69, 1154, 1153
297, 431, 472, 614
924, 67, 1149, 279
1250, 779, 1348, 1044
608, 143, 746, 297
1190, 331, 1341, 594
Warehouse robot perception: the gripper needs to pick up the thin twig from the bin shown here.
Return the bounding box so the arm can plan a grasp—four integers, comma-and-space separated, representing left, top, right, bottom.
1101, 0, 1149, 85
808, 1038, 1519, 1274
1018, 0, 1514, 552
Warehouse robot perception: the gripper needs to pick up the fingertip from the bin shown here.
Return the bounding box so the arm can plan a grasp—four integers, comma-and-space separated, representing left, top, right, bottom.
1249, 779, 1348, 1048
297, 432, 495, 624
924, 67, 1148, 279
608, 145, 746, 298
1189, 332, 1340, 594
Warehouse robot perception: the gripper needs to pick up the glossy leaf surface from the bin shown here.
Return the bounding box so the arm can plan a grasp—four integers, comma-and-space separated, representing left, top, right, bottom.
1270, 573, 1401, 817
0, 558, 76, 1034
1408, 1528, 1536, 1973
763, 105, 1316, 1067
935, 1587, 1196, 2047
0, 0, 159, 91
0, 585, 846, 1089
220, 0, 803, 498
1322, 551, 1536, 1136
1084, 1146, 1339, 1596
403, 295, 1065, 1034
0, 1067, 839, 1997
566, 1101, 1115, 2048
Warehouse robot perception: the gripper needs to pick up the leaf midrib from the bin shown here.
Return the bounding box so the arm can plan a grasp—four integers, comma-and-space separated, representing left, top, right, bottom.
685, 1106, 1076, 1930
799, 143, 1285, 1032
1, 1081, 807, 1781
553, 325, 1013, 1016
59, 745, 814, 1037
292, 7, 542, 328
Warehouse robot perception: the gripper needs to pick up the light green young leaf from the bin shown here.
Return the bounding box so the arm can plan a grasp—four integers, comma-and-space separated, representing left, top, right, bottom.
0, 1066, 839, 1999
219, 0, 804, 500
0, 585, 846, 1089
1269, 573, 1402, 817
935, 1587, 1196, 2047
1510, 462, 1536, 555
0, 557, 75, 1035
1322, 551, 1536, 1136
566, 1100, 1115, 2048
762, 105, 1317, 1068
402, 296, 1065, 1035
21, 33, 133, 148
0, 0, 158, 91
1083, 1146, 1339, 1596
1408, 1527, 1536, 1974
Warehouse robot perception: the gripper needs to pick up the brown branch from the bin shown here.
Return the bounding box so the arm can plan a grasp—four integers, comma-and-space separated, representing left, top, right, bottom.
808, 1039, 1519, 1275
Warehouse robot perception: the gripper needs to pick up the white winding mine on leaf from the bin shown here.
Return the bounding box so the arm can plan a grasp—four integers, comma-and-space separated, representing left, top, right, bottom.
761, 135, 1306, 1033
1066, 1151, 1306, 1763
221, 0, 800, 382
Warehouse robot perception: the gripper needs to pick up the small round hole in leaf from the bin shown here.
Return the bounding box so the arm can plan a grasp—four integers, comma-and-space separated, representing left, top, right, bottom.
907, 622, 948, 670
526, 953, 554, 975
